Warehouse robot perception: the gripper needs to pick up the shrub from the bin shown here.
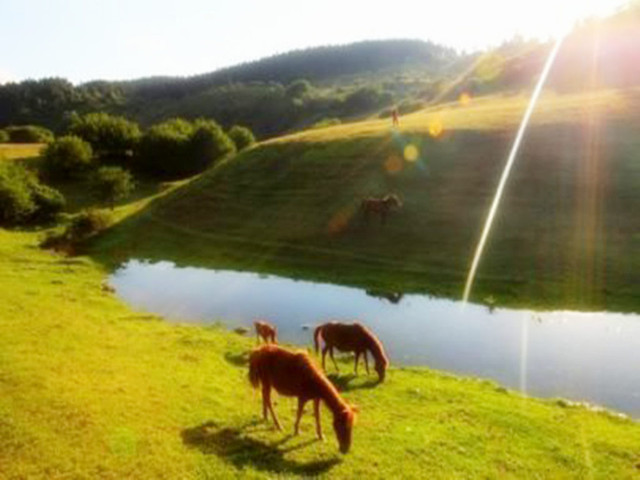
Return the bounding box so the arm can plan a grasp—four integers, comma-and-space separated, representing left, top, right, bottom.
68, 112, 141, 162
0, 165, 36, 224
311, 118, 341, 129
189, 119, 236, 170
92, 166, 135, 209
397, 100, 424, 115
0, 130, 9, 143
0, 163, 65, 225
4, 125, 54, 143
64, 209, 113, 241
227, 125, 255, 151
27, 180, 66, 222
136, 118, 235, 179
343, 87, 392, 114
43, 135, 93, 179
135, 121, 192, 178
286, 79, 312, 98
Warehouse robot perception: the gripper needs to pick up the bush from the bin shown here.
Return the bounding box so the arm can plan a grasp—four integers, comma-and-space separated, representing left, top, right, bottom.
378, 100, 424, 119
135, 121, 191, 178
65, 209, 113, 241
189, 119, 236, 170
227, 125, 255, 151
0, 130, 9, 143
136, 118, 235, 179
397, 100, 424, 115
4, 125, 54, 143
27, 180, 66, 222
92, 166, 135, 209
43, 135, 93, 179
0, 163, 65, 225
68, 112, 141, 162
40, 209, 112, 251
343, 87, 393, 114
311, 118, 341, 129
286, 79, 312, 98
0, 165, 36, 224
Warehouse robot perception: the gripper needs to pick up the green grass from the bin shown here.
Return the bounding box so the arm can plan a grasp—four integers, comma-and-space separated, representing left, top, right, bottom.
0, 143, 44, 161
1, 91, 640, 477
89, 89, 640, 312
2, 229, 640, 478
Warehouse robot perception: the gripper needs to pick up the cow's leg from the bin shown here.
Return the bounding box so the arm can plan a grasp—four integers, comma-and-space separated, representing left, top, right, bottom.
364, 350, 370, 375
294, 398, 307, 435
330, 347, 339, 372
314, 399, 324, 440
263, 384, 281, 430
322, 346, 329, 371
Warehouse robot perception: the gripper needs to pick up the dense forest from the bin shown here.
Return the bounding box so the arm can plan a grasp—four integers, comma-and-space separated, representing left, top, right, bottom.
0, 40, 461, 137
1, 5, 639, 138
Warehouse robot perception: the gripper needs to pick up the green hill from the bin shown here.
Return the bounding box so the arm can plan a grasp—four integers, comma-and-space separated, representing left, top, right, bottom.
0, 40, 460, 137
90, 88, 640, 312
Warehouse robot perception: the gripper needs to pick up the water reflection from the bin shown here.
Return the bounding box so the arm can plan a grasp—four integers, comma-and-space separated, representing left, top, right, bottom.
111, 260, 640, 417
365, 289, 404, 304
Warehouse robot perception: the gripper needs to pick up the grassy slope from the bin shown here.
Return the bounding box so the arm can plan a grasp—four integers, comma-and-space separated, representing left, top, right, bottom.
2, 228, 640, 479
91, 89, 640, 311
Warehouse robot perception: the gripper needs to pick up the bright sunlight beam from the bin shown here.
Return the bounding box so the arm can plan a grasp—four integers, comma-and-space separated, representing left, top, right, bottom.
462, 33, 566, 304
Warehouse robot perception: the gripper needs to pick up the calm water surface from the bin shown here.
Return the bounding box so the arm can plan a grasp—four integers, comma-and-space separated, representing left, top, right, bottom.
111, 260, 640, 416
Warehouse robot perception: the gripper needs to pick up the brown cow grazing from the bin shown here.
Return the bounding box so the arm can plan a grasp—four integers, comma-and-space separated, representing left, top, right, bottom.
249, 345, 357, 454
314, 321, 389, 382
254, 320, 277, 344
361, 194, 402, 225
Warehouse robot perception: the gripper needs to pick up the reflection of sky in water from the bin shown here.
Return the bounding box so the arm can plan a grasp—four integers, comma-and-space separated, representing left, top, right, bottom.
111, 260, 640, 417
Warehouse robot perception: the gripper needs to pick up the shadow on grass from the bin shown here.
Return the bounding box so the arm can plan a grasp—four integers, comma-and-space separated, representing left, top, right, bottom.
327, 373, 380, 392
224, 351, 250, 367
181, 420, 340, 476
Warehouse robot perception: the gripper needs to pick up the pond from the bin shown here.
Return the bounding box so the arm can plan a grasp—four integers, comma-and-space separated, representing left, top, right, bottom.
111, 260, 640, 417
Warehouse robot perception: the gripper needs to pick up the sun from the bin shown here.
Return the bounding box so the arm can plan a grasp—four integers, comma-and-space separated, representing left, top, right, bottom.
491, 0, 628, 45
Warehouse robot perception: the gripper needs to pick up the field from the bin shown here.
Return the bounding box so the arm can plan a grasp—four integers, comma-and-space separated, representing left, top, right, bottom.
90, 89, 640, 312
1, 88, 639, 478
2, 229, 640, 479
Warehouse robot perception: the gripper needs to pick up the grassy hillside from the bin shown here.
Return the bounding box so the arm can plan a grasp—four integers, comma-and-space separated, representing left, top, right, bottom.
90, 88, 640, 312
2, 228, 640, 478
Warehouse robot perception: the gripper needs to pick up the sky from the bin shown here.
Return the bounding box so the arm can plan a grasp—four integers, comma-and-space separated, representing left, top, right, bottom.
0, 0, 625, 84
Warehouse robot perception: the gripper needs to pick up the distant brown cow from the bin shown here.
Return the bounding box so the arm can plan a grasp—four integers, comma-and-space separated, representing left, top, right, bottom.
254, 320, 277, 344
361, 194, 402, 225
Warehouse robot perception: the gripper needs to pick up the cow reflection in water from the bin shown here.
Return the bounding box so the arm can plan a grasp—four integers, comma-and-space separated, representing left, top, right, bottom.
366, 289, 404, 304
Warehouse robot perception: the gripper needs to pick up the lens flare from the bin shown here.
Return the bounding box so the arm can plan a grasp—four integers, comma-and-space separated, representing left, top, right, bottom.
327, 206, 356, 235
384, 154, 404, 173
403, 144, 419, 162
428, 117, 444, 138
475, 53, 505, 82
463, 35, 566, 304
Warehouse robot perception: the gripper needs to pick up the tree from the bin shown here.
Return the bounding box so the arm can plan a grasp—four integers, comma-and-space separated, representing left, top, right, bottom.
286, 79, 312, 98
189, 120, 236, 172
4, 125, 54, 143
342, 87, 392, 114
0, 163, 65, 225
227, 125, 256, 151
92, 166, 135, 209
136, 118, 235, 179
43, 135, 93, 179
68, 112, 141, 163
135, 121, 192, 178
